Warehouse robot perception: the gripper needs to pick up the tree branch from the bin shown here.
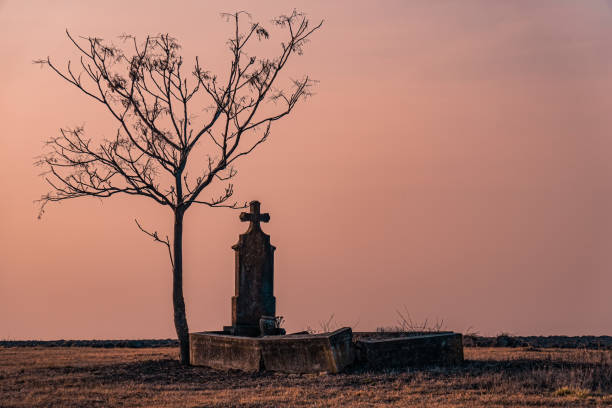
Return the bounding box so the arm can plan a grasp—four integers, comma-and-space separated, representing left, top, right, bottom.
134, 219, 174, 268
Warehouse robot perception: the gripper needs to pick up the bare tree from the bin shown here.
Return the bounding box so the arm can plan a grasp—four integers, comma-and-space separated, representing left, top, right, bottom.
35, 10, 322, 365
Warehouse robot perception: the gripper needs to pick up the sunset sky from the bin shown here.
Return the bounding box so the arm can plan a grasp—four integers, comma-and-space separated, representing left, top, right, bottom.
1, 0, 612, 340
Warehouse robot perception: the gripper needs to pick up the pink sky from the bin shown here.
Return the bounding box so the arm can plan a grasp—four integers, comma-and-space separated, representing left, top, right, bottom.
1, 0, 612, 339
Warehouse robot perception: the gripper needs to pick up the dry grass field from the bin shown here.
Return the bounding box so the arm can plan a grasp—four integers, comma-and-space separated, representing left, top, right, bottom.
1, 346, 611, 407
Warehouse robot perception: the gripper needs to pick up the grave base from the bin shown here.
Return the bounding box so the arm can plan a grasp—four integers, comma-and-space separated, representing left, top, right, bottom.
354, 331, 464, 368
190, 327, 354, 373
189, 329, 463, 373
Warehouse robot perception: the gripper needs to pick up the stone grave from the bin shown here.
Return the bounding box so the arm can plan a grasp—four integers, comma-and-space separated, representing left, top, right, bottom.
223, 200, 279, 337
189, 200, 463, 373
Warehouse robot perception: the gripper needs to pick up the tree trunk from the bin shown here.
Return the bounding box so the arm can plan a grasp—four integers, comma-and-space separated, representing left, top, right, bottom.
172, 208, 190, 365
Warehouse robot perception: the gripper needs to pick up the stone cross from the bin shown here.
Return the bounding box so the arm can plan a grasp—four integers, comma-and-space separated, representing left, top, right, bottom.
225, 200, 276, 337
239, 201, 270, 231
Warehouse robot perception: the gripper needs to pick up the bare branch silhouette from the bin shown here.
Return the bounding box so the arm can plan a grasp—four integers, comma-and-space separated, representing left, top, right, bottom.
134, 219, 174, 269
35, 10, 322, 364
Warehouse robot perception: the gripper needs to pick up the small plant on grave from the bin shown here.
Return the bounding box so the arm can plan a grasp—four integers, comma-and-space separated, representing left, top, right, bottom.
304, 314, 338, 334
319, 314, 338, 333
305, 314, 359, 334
393, 306, 446, 333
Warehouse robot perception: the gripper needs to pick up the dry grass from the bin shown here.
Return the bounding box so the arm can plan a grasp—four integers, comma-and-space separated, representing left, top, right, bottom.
1, 347, 611, 407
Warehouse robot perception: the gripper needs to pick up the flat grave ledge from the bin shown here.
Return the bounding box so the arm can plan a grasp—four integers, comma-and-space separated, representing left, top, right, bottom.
189, 201, 463, 373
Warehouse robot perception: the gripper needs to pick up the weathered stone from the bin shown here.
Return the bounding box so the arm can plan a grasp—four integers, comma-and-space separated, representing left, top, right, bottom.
225, 201, 276, 337
189, 328, 355, 373
260, 327, 354, 373
354, 332, 464, 368
189, 331, 262, 372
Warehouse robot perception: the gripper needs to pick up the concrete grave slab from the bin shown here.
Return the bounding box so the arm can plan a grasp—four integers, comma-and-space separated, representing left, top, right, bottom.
260, 327, 354, 373
190, 331, 262, 372
354, 331, 464, 369
189, 328, 355, 373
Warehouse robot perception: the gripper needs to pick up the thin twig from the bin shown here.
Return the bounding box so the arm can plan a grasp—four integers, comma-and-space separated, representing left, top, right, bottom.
134, 219, 174, 268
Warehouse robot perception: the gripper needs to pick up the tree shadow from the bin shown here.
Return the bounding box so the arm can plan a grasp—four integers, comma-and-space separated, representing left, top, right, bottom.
46, 359, 288, 390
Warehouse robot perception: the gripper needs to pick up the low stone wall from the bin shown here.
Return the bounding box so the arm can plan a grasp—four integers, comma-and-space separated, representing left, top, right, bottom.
260, 327, 353, 373
190, 329, 463, 373
355, 332, 464, 369
190, 331, 262, 371
189, 327, 354, 373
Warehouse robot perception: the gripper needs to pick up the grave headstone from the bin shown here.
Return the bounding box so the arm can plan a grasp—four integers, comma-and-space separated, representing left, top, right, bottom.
224, 201, 277, 336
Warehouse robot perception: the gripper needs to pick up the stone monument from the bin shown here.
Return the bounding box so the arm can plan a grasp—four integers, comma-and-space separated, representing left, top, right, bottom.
189, 199, 463, 373
224, 200, 281, 337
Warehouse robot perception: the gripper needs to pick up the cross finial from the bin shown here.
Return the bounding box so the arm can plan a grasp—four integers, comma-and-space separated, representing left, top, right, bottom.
239, 200, 270, 231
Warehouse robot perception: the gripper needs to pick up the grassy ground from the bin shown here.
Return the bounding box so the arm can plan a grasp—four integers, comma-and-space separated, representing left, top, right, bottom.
1, 347, 610, 407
